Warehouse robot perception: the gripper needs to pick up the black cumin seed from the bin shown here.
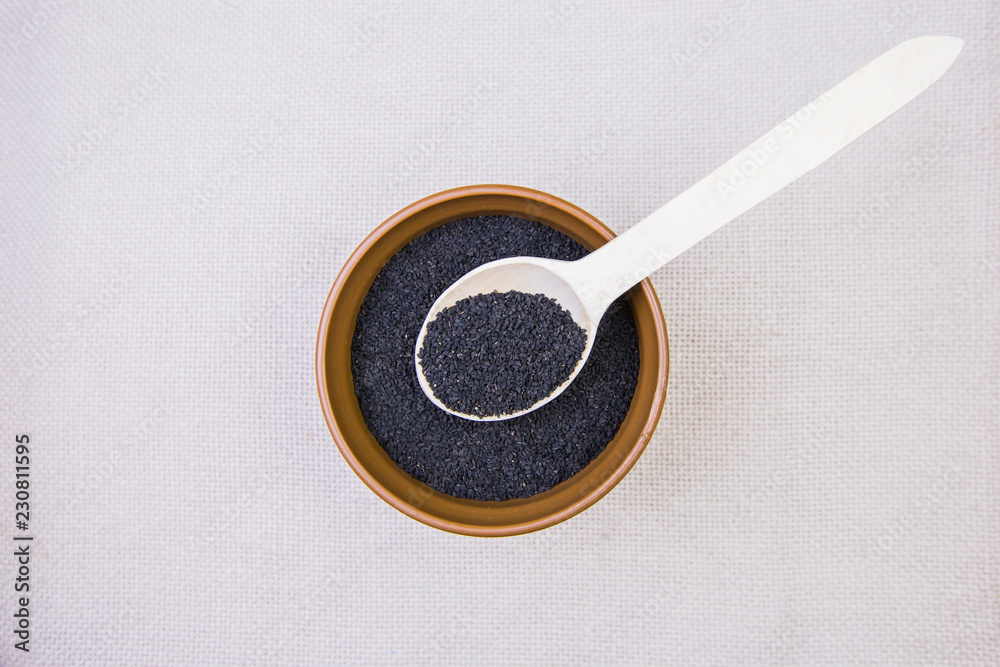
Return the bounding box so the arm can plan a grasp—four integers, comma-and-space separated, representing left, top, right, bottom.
418, 290, 587, 418
350, 215, 640, 502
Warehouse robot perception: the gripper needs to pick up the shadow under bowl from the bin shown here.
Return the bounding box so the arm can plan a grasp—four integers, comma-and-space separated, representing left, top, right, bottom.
316, 184, 669, 536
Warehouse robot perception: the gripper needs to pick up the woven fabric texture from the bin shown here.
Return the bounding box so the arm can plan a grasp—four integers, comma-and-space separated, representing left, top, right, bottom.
1, 1, 998, 665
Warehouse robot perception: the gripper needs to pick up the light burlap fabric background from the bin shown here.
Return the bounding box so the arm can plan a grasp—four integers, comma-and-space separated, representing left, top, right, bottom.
2, 1, 998, 665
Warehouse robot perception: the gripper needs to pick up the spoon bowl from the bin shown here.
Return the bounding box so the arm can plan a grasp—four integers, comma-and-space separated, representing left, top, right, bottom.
413, 256, 603, 421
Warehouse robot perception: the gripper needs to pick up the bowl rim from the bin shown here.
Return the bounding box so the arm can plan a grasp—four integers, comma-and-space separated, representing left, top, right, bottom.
316, 184, 668, 536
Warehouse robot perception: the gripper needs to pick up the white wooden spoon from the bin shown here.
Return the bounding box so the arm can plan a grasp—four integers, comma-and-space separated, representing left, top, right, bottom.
415, 36, 963, 421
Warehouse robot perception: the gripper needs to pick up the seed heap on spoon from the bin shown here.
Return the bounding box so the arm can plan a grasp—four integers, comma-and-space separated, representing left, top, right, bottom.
417, 290, 586, 418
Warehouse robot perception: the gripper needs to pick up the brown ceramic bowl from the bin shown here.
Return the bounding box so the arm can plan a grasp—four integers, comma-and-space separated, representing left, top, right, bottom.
316, 184, 668, 536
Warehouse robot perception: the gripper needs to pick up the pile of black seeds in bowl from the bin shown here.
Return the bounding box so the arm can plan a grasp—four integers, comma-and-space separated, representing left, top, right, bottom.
351, 214, 640, 501
417, 290, 587, 418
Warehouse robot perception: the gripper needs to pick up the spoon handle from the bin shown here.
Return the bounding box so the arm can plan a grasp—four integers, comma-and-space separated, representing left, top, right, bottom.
564, 36, 963, 316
